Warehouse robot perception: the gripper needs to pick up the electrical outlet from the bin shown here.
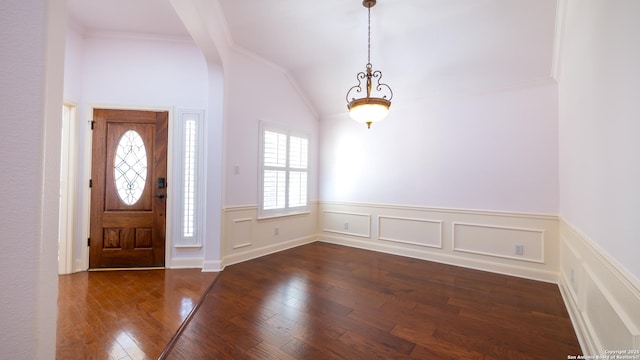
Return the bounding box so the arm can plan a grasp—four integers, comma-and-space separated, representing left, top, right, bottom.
515, 244, 524, 256
344, 222, 349, 230
570, 268, 575, 285
274, 227, 279, 236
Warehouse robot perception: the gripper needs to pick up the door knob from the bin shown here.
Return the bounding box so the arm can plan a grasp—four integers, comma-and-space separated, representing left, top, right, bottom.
155, 193, 165, 199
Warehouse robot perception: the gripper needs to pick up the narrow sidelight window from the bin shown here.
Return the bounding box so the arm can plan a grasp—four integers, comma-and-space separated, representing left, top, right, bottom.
174, 110, 205, 247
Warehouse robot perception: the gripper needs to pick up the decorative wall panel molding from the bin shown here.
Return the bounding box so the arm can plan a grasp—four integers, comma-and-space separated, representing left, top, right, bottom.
322, 210, 371, 238
318, 201, 559, 283
223, 235, 316, 268
378, 215, 442, 248
232, 217, 253, 249
558, 219, 640, 355
583, 266, 639, 351
222, 203, 318, 268
452, 222, 545, 263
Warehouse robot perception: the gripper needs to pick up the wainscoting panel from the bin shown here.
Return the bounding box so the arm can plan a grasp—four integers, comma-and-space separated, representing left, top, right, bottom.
584, 267, 637, 351
560, 237, 584, 308
323, 210, 371, 238
453, 222, 544, 263
558, 219, 640, 355
232, 218, 253, 249
378, 216, 442, 248
221, 203, 318, 267
318, 201, 559, 282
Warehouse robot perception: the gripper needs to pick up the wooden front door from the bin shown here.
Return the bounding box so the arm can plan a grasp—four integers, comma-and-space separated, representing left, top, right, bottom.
90, 109, 168, 268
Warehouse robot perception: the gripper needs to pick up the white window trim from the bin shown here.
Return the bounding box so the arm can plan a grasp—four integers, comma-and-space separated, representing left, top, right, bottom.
258, 121, 310, 219
173, 109, 206, 247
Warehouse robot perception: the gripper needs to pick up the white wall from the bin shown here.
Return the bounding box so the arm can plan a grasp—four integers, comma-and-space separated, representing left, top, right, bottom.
0, 0, 66, 358
318, 80, 560, 283
223, 51, 319, 207
321, 82, 559, 214
219, 50, 320, 267
557, 0, 640, 353
80, 34, 210, 265
558, 0, 640, 285
63, 21, 84, 105
63, 22, 86, 272
81, 33, 208, 108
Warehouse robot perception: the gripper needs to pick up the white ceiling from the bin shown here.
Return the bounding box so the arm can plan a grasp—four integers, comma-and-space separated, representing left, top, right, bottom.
67, 0, 558, 118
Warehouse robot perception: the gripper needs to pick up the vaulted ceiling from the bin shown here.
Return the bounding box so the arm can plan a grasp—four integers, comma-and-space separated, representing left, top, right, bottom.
67, 0, 559, 118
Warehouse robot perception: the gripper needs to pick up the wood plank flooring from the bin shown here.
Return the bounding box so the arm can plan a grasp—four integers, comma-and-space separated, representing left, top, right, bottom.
56, 269, 217, 360
165, 242, 582, 359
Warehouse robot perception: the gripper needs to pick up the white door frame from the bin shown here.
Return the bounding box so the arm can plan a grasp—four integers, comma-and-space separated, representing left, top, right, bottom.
58, 102, 78, 275
79, 104, 174, 271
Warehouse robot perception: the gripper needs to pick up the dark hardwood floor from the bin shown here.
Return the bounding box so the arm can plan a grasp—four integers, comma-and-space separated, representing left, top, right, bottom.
56, 268, 217, 360
164, 242, 582, 359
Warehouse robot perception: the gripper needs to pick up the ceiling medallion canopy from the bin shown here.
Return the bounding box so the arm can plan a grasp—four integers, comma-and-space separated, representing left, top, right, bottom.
346, 0, 393, 129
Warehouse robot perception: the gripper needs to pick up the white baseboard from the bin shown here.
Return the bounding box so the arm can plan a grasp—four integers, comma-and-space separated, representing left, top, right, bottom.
167, 257, 203, 269
558, 274, 600, 354
202, 260, 224, 272
73, 259, 87, 273
223, 235, 317, 268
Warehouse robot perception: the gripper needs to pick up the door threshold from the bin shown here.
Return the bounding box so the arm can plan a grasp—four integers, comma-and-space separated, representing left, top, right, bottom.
88, 267, 165, 272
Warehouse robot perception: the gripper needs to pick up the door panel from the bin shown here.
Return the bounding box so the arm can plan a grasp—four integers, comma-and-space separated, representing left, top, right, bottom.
90, 109, 168, 268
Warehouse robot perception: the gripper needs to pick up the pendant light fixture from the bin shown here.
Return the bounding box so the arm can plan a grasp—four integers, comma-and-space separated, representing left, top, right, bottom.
346, 0, 393, 129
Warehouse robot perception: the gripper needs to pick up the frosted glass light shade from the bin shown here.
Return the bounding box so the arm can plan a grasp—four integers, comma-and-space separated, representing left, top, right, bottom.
347, 97, 391, 128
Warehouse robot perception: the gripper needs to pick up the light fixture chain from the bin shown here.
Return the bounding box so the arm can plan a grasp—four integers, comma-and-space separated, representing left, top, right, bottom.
367, 5, 371, 65
346, 0, 393, 129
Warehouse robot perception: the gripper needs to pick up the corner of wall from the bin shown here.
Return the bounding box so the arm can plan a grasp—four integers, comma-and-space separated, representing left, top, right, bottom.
551, 0, 568, 82
220, 202, 319, 268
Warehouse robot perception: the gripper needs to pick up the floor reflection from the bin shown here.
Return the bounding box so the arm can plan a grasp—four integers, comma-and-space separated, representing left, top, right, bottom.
56, 269, 217, 359
114, 331, 145, 359
180, 297, 194, 319
108, 332, 129, 359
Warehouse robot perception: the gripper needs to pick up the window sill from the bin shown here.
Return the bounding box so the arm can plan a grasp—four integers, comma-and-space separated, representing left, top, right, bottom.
257, 211, 310, 222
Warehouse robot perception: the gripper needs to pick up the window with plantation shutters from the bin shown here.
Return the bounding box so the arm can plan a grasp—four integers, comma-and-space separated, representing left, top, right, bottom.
259, 122, 309, 218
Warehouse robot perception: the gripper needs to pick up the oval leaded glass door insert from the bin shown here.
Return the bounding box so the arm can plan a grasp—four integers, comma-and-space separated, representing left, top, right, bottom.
114, 130, 148, 205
